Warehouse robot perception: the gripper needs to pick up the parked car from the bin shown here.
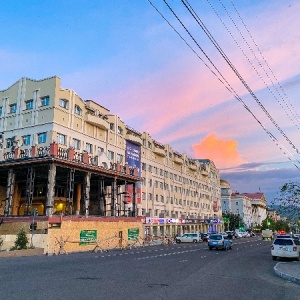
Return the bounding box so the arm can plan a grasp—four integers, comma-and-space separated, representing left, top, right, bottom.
208, 234, 233, 250
271, 237, 300, 261
175, 233, 202, 243
201, 233, 209, 242
225, 231, 235, 239
235, 232, 243, 238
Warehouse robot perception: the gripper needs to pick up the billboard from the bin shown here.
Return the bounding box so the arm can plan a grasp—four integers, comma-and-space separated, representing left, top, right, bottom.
125, 141, 141, 204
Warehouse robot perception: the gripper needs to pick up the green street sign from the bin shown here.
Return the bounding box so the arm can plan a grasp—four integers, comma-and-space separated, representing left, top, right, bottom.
128, 228, 139, 241
79, 230, 97, 245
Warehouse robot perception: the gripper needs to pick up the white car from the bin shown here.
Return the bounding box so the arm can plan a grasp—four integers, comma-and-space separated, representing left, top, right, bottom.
271, 238, 300, 261
235, 232, 243, 238
175, 233, 202, 243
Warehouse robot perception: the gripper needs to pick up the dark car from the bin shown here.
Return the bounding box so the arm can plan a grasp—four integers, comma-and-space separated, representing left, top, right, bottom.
201, 233, 209, 242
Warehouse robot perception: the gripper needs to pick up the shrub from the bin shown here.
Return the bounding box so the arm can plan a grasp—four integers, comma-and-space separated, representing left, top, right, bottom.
11, 228, 28, 250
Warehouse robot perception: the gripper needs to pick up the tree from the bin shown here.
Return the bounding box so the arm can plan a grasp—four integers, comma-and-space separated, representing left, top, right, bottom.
272, 182, 300, 223
11, 228, 28, 250
222, 212, 244, 231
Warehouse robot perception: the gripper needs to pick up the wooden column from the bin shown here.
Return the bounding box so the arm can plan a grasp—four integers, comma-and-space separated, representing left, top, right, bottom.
12, 182, 19, 216
76, 183, 82, 215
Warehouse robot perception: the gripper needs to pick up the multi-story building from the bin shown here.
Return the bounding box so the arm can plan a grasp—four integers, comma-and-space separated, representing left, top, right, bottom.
220, 180, 267, 229
0, 76, 223, 237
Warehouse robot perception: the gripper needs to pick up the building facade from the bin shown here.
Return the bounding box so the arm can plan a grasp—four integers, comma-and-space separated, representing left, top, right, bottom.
220, 180, 267, 229
0, 76, 223, 237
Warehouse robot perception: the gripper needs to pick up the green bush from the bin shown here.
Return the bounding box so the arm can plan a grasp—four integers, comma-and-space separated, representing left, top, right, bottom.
11, 228, 28, 250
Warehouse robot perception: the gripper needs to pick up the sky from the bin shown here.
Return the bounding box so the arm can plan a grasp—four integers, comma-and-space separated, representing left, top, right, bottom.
1, 0, 300, 204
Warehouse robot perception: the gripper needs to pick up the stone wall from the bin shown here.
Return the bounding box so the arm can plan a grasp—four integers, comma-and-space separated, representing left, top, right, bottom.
47, 218, 143, 255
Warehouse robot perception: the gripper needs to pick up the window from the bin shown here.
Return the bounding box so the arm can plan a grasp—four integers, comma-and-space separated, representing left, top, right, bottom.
148, 193, 152, 201
142, 139, 146, 146
117, 126, 123, 135
108, 150, 114, 160
38, 132, 47, 144
117, 154, 123, 163
57, 133, 66, 145
142, 163, 146, 170
110, 123, 114, 130
6, 138, 13, 148
25, 99, 33, 110
74, 105, 82, 115
86, 143, 93, 153
10, 104, 17, 113
155, 209, 159, 216
0, 106, 2, 116
142, 193, 146, 200
148, 165, 152, 172
98, 147, 104, 154
23, 135, 31, 146
148, 179, 152, 187
41, 96, 50, 106
156, 195, 158, 202
72, 138, 80, 150
59, 98, 68, 109
148, 141, 152, 149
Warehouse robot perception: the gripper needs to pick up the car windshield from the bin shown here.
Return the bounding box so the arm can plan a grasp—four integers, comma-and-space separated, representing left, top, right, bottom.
210, 235, 222, 240
274, 239, 293, 246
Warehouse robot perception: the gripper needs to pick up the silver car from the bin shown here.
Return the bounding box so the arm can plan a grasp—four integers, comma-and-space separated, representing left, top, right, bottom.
175, 233, 202, 243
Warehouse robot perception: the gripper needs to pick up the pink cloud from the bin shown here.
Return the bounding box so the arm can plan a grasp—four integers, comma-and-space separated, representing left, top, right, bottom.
192, 133, 246, 169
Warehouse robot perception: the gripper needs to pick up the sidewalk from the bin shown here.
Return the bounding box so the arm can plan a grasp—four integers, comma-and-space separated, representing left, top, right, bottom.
274, 261, 300, 285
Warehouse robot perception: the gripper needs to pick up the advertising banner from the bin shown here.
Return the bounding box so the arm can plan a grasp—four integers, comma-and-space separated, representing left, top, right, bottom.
125, 141, 141, 203
79, 230, 97, 246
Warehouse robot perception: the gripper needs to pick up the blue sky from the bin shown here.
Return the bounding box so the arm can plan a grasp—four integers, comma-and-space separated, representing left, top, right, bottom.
1, 0, 300, 203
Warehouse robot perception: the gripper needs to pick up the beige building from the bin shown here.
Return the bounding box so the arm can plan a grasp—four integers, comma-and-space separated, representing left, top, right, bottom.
0, 76, 223, 237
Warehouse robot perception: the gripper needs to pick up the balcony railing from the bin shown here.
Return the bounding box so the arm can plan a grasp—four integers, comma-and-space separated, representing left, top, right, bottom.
85, 113, 109, 130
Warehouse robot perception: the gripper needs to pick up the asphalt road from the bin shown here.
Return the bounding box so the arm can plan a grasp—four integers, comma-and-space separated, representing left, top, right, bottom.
0, 237, 299, 300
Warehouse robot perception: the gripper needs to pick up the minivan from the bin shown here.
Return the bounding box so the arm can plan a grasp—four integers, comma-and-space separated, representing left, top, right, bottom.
175, 233, 202, 243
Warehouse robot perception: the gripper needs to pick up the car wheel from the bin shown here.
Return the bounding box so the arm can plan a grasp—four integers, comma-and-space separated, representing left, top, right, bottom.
193, 239, 197, 243
272, 256, 277, 261
176, 239, 181, 244
224, 245, 228, 251
297, 255, 300, 262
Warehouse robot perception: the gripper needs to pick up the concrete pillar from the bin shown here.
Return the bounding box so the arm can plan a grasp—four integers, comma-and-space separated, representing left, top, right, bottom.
76, 183, 82, 215
46, 164, 56, 216
4, 169, 15, 216
84, 172, 91, 217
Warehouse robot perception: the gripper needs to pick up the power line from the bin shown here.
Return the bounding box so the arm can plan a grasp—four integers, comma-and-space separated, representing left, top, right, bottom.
230, 0, 300, 124
180, 0, 300, 156
205, 0, 300, 130
147, 0, 300, 168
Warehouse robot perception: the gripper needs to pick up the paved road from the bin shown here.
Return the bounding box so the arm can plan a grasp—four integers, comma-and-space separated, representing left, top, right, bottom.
0, 237, 299, 300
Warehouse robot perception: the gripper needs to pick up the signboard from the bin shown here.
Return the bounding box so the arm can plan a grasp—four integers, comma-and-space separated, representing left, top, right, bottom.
125, 141, 141, 204
128, 228, 139, 241
79, 230, 97, 246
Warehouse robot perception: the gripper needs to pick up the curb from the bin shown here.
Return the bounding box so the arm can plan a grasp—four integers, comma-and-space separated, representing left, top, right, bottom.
274, 262, 300, 285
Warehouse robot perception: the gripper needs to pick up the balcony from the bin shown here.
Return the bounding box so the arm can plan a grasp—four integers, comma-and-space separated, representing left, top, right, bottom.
201, 168, 209, 176
174, 155, 183, 165
153, 146, 166, 157
189, 164, 197, 171
125, 133, 142, 145
85, 113, 109, 130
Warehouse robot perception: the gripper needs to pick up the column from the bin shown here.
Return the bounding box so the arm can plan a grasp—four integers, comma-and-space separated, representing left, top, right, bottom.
75, 183, 82, 215
12, 182, 19, 216
4, 169, 15, 216
111, 178, 116, 217
46, 164, 56, 216
84, 172, 91, 217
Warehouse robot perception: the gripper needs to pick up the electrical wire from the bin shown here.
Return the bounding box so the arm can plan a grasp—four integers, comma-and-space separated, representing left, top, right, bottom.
180, 0, 300, 156
147, 0, 300, 169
